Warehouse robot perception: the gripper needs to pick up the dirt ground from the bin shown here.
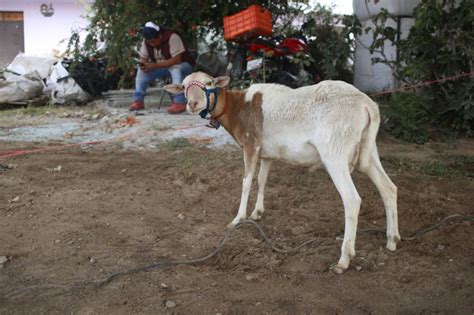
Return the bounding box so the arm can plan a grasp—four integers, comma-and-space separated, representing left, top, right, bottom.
0, 122, 473, 313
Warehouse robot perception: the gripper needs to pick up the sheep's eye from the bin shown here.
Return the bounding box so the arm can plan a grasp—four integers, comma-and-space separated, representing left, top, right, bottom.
205, 81, 213, 86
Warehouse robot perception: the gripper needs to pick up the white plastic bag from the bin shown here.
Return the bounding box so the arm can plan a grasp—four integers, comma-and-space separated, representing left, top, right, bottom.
49, 62, 91, 104
6, 53, 57, 80
0, 71, 44, 103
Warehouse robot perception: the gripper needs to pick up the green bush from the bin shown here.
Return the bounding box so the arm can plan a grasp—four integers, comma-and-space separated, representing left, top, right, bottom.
367, 0, 474, 140
303, 6, 360, 82
379, 92, 431, 144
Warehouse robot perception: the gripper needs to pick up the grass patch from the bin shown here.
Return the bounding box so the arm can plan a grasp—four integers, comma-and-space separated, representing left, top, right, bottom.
17, 105, 55, 116
160, 137, 192, 150
381, 154, 474, 178
0, 104, 105, 118
152, 124, 172, 132
0, 105, 53, 117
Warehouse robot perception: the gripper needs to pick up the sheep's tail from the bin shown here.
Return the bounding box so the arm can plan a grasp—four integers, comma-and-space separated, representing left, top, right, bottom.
357, 100, 381, 171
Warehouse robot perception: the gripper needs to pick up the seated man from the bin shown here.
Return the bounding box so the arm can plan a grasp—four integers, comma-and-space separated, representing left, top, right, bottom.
129, 22, 195, 113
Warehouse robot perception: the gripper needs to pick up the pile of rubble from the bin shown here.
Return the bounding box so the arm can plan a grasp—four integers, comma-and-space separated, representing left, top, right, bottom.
0, 53, 91, 107
0, 53, 174, 111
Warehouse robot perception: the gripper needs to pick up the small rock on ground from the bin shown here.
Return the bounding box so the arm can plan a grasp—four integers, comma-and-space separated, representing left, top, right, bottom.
0, 256, 8, 264
165, 300, 177, 308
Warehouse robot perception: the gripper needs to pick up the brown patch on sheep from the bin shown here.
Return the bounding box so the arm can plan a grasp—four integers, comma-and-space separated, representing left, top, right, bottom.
215, 90, 264, 149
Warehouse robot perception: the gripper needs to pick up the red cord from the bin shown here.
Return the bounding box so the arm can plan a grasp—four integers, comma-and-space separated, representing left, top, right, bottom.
369, 72, 474, 97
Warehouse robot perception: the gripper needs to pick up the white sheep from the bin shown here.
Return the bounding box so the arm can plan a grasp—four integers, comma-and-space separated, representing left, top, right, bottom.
165, 72, 400, 274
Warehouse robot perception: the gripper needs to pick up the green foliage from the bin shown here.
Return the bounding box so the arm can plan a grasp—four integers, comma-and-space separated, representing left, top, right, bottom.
302, 4, 361, 82
379, 92, 431, 144
367, 0, 474, 139
400, 0, 473, 134
271, 3, 360, 82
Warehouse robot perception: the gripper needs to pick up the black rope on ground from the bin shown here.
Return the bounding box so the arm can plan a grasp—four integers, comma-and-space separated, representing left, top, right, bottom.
238, 219, 321, 254
2, 214, 473, 300
3, 230, 233, 299
335, 213, 474, 241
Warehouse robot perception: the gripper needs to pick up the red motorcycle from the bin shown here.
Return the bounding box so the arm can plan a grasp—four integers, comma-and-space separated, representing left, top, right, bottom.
227, 20, 320, 88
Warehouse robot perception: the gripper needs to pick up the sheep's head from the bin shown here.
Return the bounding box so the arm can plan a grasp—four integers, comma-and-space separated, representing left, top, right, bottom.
164, 72, 230, 114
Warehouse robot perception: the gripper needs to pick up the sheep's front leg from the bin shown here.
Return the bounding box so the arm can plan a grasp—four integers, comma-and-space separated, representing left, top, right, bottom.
228, 145, 260, 228
250, 159, 272, 220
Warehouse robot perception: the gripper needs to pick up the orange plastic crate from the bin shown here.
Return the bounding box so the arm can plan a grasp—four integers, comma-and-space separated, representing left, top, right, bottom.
223, 5, 272, 41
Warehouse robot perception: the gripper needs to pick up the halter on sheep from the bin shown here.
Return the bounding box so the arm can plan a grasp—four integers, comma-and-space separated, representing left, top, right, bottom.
165, 72, 400, 274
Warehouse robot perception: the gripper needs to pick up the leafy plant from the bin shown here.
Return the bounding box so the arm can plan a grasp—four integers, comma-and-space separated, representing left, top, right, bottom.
379, 92, 431, 144
285, 3, 361, 83
365, 0, 474, 138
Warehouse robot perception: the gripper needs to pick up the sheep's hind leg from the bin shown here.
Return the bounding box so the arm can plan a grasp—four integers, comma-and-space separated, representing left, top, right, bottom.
249, 159, 272, 220
361, 148, 400, 250
228, 145, 260, 228
324, 160, 362, 274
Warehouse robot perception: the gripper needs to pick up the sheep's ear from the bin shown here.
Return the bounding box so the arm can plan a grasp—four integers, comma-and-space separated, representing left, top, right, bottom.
213, 76, 230, 88
164, 84, 185, 94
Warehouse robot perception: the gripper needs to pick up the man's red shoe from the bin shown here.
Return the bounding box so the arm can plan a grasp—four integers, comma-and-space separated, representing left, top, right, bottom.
129, 101, 145, 111
167, 103, 186, 114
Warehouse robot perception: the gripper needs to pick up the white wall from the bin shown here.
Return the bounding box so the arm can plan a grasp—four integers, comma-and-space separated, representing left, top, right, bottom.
0, 0, 92, 57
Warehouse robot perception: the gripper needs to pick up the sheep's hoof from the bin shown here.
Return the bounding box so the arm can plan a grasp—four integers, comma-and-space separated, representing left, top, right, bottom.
226, 222, 237, 230
386, 234, 401, 251
249, 210, 263, 221
386, 241, 397, 251
330, 264, 347, 275
227, 218, 244, 229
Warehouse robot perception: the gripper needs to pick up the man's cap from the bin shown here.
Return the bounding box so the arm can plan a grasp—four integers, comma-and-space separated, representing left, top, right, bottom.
142, 22, 161, 40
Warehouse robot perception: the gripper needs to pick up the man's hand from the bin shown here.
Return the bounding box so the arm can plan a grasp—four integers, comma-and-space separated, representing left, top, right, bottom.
140, 62, 158, 73
139, 53, 182, 73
